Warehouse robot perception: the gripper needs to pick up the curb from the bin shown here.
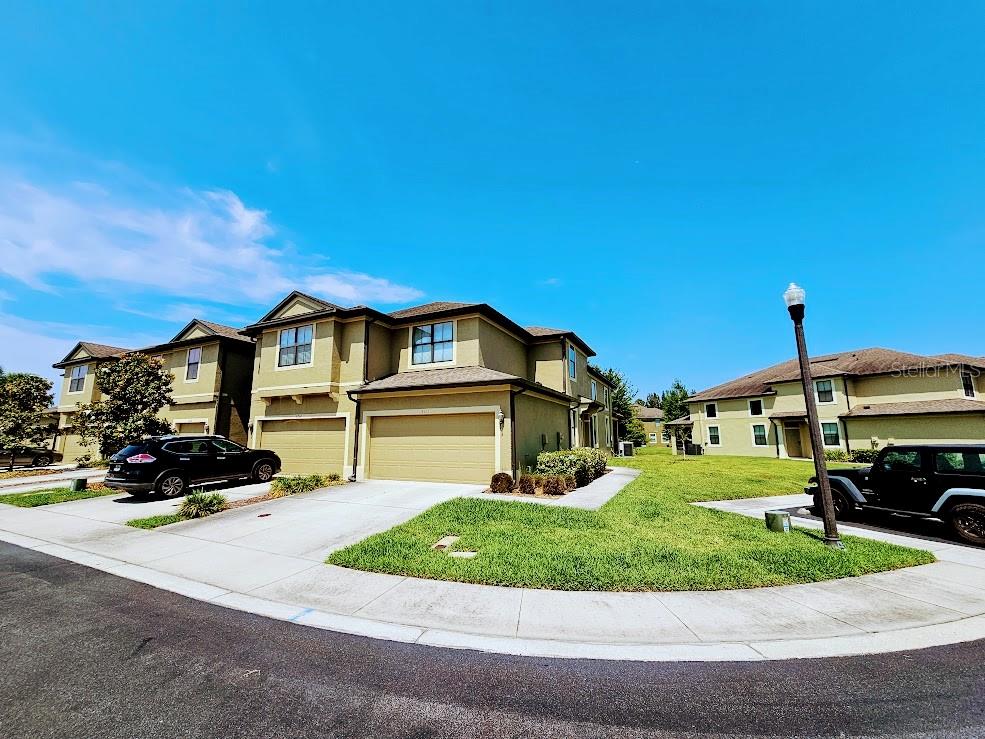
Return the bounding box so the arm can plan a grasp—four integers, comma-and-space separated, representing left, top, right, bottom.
4, 529, 985, 663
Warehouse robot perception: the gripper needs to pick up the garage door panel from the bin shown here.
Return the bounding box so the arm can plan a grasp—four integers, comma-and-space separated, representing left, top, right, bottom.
261, 418, 346, 475
175, 422, 207, 435
368, 413, 495, 484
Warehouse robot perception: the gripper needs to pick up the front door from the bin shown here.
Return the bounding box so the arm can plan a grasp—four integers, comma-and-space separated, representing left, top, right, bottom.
783, 423, 803, 458
873, 448, 929, 511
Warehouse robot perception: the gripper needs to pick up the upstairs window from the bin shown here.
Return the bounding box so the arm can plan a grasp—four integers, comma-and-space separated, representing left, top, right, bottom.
69, 365, 87, 393
821, 422, 840, 446
278, 324, 313, 367
412, 321, 453, 364
604, 386, 610, 405
591, 379, 598, 400
815, 379, 834, 403
185, 347, 201, 381
568, 346, 577, 379
705, 403, 717, 418
749, 398, 763, 416
962, 371, 976, 398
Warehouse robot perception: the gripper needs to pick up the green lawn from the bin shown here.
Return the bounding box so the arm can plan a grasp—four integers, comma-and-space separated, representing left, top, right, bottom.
127, 513, 183, 530
327, 447, 934, 591
0, 486, 118, 507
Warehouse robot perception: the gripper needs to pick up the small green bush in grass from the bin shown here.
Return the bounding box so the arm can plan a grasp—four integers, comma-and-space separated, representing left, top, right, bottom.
177, 492, 227, 519
850, 449, 880, 464
823, 449, 850, 462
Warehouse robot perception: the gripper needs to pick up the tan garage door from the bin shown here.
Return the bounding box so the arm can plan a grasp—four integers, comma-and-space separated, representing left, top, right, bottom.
260, 417, 346, 475
175, 422, 207, 435
368, 413, 495, 484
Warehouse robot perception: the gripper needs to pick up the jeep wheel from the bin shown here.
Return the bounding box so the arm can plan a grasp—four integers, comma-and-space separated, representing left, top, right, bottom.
814, 491, 853, 521
950, 503, 985, 546
157, 474, 186, 498
252, 461, 275, 483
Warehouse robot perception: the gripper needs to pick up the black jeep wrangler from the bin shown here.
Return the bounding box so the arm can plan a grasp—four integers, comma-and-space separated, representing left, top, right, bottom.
808, 444, 985, 546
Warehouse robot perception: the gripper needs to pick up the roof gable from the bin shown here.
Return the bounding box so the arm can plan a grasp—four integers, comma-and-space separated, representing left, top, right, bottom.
169, 319, 249, 344
54, 341, 131, 368
257, 291, 341, 323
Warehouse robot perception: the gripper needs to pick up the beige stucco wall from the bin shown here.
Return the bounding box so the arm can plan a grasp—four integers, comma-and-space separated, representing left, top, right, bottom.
528, 342, 565, 392
476, 319, 528, 377
393, 315, 481, 372
849, 371, 974, 405
252, 318, 336, 390
846, 414, 985, 449
641, 419, 664, 445
367, 321, 393, 380
514, 392, 571, 474
58, 361, 101, 407
159, 342, 220, 400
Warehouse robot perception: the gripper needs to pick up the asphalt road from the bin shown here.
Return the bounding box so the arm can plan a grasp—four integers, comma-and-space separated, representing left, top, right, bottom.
2, 541, 983, 738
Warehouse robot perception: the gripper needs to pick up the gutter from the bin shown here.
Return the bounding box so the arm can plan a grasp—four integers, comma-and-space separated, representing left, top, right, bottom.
509, 388, 526, 477
348, 318, 375, 481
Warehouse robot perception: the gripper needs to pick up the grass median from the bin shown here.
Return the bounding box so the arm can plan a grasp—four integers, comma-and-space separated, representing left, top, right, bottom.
327, 447, 934, 591
0, 485, 117, 508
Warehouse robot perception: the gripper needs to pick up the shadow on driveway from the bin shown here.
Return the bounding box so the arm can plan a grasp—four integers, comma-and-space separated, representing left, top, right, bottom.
784, 504, 981, 549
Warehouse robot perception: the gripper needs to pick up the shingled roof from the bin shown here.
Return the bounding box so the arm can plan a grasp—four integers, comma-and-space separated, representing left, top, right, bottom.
633, 405, 665, 421
387, 302, 478, 319
690, 348, 985, 402
53, 341, 132, 368
842, 398, 985, 418
352, 366, 573, 402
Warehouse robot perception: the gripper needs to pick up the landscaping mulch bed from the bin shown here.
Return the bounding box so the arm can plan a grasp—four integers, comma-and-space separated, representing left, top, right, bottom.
0, 468, 65, 481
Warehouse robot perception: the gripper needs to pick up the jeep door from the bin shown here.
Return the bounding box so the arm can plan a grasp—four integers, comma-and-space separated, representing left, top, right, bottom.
873, 448, 931, 512
932, 450, 985, 510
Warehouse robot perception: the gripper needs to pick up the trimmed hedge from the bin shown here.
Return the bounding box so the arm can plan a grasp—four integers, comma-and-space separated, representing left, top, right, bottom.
536, 448, 608, 486
823, 449, 850, 462
850, 449, 880, 464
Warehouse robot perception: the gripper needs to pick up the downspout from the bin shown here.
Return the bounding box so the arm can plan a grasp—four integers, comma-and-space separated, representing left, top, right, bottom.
213, 340, 225, 437
349, 319, 374, 482
510, 388, 526, 478
771, 418, 780, 458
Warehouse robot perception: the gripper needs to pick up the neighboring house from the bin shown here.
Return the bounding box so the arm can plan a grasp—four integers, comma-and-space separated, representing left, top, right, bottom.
632, 404, 665, 445
51, 320, 256, 461
241, 291, 614, 482
677, 348, 985, 459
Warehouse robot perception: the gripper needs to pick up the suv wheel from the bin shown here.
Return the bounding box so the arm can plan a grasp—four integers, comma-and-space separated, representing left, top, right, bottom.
950, 503, 985, 546
157, 473, 186, 498
32, 454, 52, 467
814, 491, 853, 521
253, 461, 275, 483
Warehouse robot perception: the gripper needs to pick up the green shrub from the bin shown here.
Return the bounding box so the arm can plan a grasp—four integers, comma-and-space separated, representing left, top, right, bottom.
517, 475, 536, 495
270, 473, 343, 497
490, 472, 514, 494
541, 475, 565, 496
536, 448, 608, 486
178, 492, 227, 519
823, 449, 850, 462
850, 449, 880, 464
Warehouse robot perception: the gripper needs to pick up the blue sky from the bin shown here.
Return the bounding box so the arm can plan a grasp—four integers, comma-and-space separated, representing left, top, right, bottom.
2, 3, 984, 399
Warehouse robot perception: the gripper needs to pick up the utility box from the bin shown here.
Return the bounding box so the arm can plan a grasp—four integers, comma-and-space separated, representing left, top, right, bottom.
69, 478, 87, 492
764, 510, 791, 533
619, 441, 634, 457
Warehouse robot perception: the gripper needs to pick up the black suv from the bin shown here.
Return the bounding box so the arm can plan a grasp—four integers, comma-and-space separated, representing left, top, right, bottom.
105, 435, 281, 498
808, 444, 985, 545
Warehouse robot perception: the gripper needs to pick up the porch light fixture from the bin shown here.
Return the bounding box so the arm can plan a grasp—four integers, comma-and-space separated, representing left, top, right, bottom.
497, 409, 505, 429
783, 282, 843, 549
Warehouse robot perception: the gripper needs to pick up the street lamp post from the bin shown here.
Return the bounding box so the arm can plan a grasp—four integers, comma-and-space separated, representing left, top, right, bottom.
783, 283, 843, 549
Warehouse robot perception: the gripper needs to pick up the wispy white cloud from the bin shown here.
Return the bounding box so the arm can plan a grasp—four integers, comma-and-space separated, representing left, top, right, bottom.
0, 174, 423, 306
540, 277, 562, 286
115, 302, 252, 328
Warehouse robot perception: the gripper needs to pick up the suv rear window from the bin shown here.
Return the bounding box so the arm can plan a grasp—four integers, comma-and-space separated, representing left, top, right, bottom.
162, 439, 212, 455
935, 452, 985, 474
116, 444, 148, 458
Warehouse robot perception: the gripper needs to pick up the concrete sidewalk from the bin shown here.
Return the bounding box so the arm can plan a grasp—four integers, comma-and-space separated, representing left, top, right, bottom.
2, 480, 985, 662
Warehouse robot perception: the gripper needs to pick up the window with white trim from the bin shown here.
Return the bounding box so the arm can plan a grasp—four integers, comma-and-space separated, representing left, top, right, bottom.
412, 321, 453, 364
568, 346, 577, 379
752, 423, 768, 446
603, 386, 609, 406
705, 402, 717, 418
821, 422, 840, 446
278, 324, 313, 367
815, 379, 834, 403
749, 398, 763, 416
708, 425, 721, 446
606, 416, 612, 446
962, 371, 976, 398
68, 365, 87, 393
185, 347, 201, 381
591, 379, 597, 401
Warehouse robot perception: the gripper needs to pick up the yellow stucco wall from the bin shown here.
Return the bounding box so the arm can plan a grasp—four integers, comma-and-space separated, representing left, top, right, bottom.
476, 319, 528, 377
252, 318, 336, 390
849, 371, 972, 405
159, 342, 220, 400
514, 392, 571, 473
528, 342, 565, 393
846, 414, 985, 449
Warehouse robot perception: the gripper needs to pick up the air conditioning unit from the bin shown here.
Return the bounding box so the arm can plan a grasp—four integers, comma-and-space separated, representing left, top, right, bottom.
619, 441, 634, 457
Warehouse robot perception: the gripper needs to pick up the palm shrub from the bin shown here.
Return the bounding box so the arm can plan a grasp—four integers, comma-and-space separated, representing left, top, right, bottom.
270, 473, 344, 497
178, 492, 227, 519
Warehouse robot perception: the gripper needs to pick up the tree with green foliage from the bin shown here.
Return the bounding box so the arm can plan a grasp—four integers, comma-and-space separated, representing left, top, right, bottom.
659, 379, 693, 423
74, 354, 174, 458
643, 392, 661, 408
0, 368, 55, 470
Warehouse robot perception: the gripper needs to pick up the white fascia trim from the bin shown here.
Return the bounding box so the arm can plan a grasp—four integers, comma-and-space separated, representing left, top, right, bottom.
253, 412, 351, 469
171, 392, 217, 400
359, 405, 503, 480
931, 488, 985, 513
253, 381, 336, 393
